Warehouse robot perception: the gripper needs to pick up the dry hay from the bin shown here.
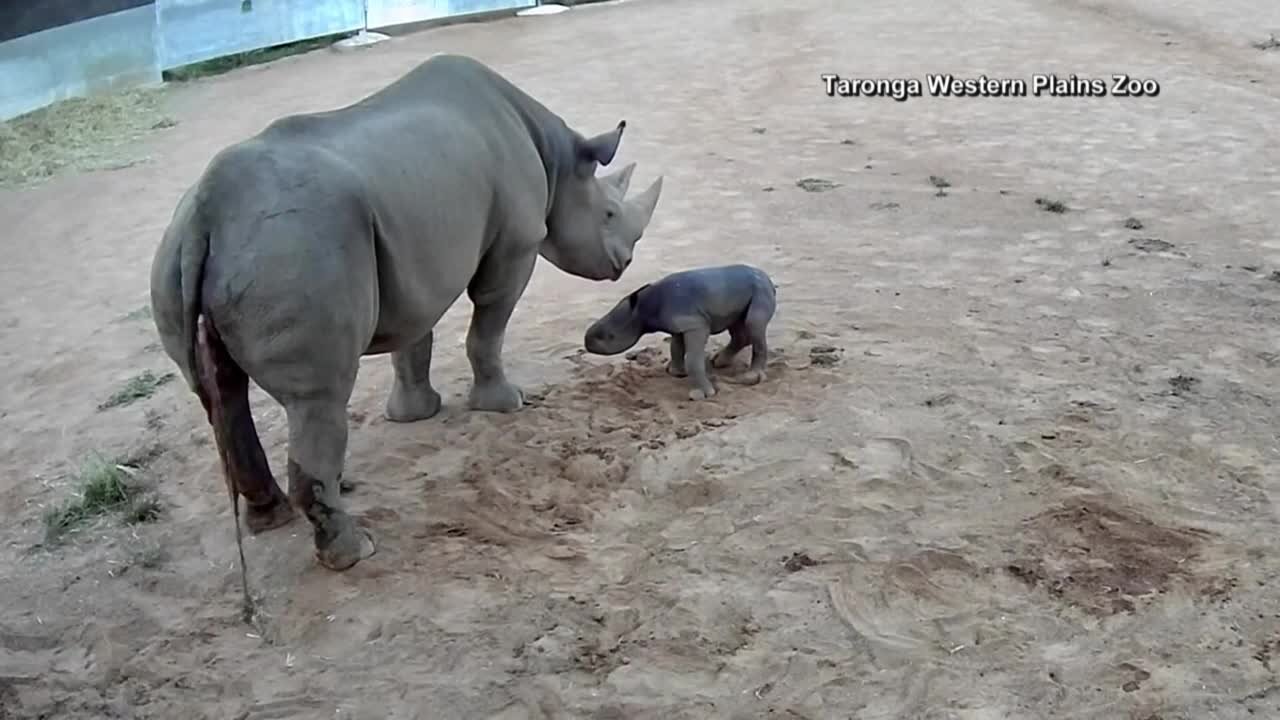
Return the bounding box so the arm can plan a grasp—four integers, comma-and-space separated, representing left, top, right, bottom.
0, 87, 173, 189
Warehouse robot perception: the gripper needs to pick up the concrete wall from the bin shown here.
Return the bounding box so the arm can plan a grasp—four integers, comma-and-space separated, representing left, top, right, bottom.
0, 6, 162, 121
0, 0, 592, 122
154, 0, 366, 70
366, 0, 535, 30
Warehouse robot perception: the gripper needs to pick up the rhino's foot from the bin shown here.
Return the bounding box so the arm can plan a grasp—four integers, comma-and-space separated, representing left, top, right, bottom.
665, 361, 688, 377
316, 525, 377, 571
688, 386, 718, 401
385, 383, 443, 423
468, 380, 524, 413
245, 495, 296, 534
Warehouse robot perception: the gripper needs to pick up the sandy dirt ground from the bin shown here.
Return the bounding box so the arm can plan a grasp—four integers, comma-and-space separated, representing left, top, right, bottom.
3, 0, 1280, 717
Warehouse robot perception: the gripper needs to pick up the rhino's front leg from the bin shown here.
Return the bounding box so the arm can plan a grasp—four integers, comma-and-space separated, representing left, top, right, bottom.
465, 251, 537, 413
385, 331, 444, 422
681, 327, 717, 400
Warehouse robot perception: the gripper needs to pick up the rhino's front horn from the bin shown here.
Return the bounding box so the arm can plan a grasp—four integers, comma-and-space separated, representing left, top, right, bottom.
629, 176, 664, 230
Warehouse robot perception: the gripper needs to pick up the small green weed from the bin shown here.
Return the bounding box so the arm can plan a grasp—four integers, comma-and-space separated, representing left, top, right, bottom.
98, 370, 174, 411
42, 453, 164, 544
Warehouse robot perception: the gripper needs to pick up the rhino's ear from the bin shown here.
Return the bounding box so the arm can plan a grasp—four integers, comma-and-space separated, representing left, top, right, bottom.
578, 121, 626, 168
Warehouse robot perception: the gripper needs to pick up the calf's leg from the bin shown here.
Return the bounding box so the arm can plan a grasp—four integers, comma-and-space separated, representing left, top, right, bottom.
667, 334, 687, 376
682, 327, 716, 400
712, 323, 750, 369
738, 301, 775, 385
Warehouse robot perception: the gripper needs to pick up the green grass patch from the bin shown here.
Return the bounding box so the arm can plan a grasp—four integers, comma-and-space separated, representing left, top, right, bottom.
98, 370, 175, 411
42, 454, 164, 544
162, 33, 348, 82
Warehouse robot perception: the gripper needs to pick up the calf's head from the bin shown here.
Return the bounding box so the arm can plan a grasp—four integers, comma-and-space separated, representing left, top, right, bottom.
583, 284, 650, 355
541, 121, 663, 281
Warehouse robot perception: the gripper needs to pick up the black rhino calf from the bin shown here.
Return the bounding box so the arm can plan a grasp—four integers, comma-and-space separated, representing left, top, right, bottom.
583, 264, 777, 399
150, 54, 663, 571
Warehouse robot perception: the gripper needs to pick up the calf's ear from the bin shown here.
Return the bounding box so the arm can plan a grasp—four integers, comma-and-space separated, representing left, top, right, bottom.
627, 282, 649, 309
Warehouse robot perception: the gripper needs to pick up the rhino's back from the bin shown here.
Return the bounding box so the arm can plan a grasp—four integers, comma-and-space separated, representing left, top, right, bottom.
253, 53, 545, 176
188, 54, 549, 349
642, 264, 768, 327
238, 54, 546, 244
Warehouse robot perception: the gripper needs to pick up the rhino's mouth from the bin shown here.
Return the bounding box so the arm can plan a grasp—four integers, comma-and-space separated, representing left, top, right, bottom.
610, 261, 629, 281
608, 252, 632, 281
584, 328, 625, 355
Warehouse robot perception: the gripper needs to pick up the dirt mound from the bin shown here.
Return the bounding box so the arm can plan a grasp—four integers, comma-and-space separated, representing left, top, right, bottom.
1007, 496, 1216, 616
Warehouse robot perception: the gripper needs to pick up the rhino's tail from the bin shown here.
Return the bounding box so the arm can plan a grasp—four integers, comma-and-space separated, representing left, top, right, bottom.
151, 191, 288, 622
149, 187, 211, 396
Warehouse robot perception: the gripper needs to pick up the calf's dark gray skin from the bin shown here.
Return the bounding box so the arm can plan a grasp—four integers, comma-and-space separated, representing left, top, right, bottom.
584, 264, 776, 400
149, 53, 663, 571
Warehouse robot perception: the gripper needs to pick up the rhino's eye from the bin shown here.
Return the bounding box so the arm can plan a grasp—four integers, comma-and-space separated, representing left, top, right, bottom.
605, 209, 615, 220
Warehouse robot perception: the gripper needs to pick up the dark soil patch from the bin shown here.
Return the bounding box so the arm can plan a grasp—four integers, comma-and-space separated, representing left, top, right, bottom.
1006, 496, 1213, 616
809, 345, 842, 366
1251, 33, 1280, 51
1129, 237, 1176, 254
782, 551, 818, 572
1034, 197, 1069, 213
796, 177, 840, 192
1168, 374, 1199, 395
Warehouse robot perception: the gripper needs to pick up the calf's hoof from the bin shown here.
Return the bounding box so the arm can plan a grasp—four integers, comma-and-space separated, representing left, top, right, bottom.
246, 496, 296, 534
735, 369, 766, 386
385, 383, 443, 423
688, 386, 717, 401
316, 527, 377, 571
468, 380, 524, 413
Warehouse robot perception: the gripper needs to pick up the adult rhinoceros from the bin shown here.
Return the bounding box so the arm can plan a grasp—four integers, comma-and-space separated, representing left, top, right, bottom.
149, 53, 663, 571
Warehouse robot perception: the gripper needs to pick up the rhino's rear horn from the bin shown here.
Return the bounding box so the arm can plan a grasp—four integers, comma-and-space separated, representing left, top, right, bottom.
580, 120, 626, 166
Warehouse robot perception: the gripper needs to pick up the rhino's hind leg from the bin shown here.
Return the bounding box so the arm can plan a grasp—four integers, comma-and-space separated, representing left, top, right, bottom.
284, 397, 375, 571
194, 318, 294, 534
712, 323, 750, 370
666, 334, 687, 377
386, 332, 444, 423
733, 300, 775, 386
464, 251, 537, 413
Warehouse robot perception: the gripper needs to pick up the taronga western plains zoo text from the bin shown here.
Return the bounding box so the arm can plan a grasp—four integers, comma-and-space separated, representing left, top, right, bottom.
820, 73, 1162, 101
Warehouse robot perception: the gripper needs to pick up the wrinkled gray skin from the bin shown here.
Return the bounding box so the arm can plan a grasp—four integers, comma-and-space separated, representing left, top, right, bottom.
149, 53, 663, 571
584, 264, 776, 400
